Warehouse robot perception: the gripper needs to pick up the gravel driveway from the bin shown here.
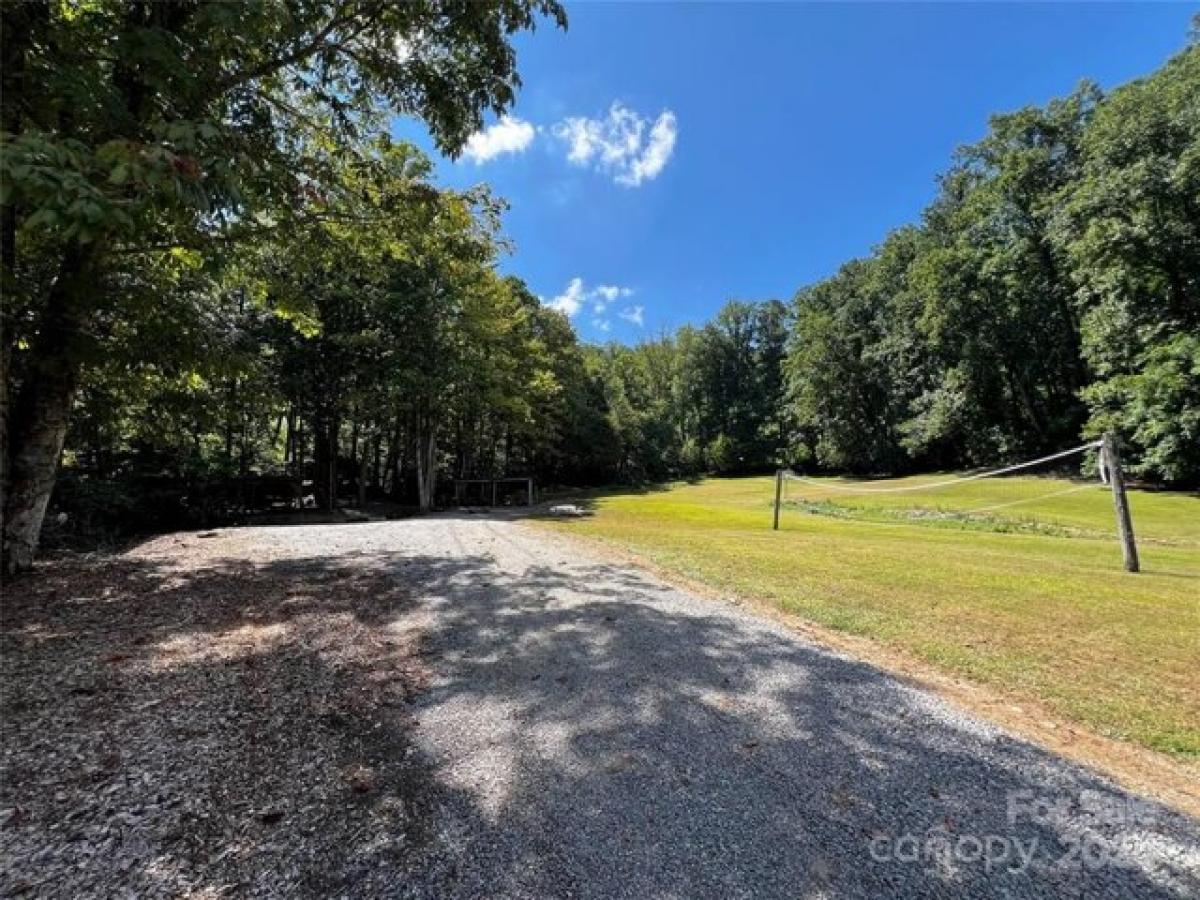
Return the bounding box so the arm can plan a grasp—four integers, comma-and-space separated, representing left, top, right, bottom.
3, 512, 1198, 897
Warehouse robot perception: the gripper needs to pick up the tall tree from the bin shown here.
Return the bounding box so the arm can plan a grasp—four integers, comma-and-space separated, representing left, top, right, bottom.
786, 260, 908, 474
688, 300, 788, 472
1053, 41, 1200, 483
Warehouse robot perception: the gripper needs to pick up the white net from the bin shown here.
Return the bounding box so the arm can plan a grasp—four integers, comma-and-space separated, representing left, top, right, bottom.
779, 440, 1118, 540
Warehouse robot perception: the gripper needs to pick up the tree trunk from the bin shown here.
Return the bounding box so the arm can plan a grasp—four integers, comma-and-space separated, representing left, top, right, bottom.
0, 3, 44, 562
284, 403, 297, 470
2, 246, 93, 574
415, 408, 437, 513
294, 416, 305, 477
358, 445, 369, 509
0, 320, 11, 539
311, 412, 339, 512
312, 416, 329, 510
382, 412, 401, 497
371, 432, 382, 491
223, 377, 237, 467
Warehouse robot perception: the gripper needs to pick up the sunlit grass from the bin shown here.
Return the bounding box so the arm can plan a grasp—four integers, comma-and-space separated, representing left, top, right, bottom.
536, 475, 1200, 759
779, 472, 1200, 544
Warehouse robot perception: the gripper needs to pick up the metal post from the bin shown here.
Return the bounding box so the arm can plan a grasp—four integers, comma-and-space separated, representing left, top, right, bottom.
1104, 434, 1139, 573
773, 469, 783, 531
491, 480, 497, 507
527, 477, 534, 507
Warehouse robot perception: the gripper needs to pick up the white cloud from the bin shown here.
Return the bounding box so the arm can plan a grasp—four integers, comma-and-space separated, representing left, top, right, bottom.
547, 277, 586, 317
619, 305, 645, 327
544, 278, 636, 323
462, 115, 536, 164
455, 104, 677, 185
595, 285, 632, 302
552, 103, 678, 186
626, 112, 677, 185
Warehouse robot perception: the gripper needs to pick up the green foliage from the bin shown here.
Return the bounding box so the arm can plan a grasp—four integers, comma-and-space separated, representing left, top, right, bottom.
787, 260, 909, 474
575, 300, 789, 485
1054, 45, 1200, 483
1081, 333, 1200, 484
1, 0, 567, 244
782, 40, 1199, 485
1, 0, 570, 561
705, 433, 737, 474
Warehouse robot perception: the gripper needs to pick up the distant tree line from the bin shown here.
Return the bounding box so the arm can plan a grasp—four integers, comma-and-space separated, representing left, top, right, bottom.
2, 5, 1196, 570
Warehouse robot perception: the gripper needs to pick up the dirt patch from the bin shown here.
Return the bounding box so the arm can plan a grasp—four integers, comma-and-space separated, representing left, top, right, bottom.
1, 545, 433, 897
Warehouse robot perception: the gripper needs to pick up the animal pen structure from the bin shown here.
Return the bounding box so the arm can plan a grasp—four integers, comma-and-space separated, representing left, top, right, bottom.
453, 477, 536, 507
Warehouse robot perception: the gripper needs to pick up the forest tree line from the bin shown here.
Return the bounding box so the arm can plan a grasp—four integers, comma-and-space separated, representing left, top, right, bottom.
2, 5, 1197, 570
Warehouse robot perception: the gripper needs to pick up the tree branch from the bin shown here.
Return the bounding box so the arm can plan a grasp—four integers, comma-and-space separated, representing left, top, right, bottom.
211, 4, 357, 97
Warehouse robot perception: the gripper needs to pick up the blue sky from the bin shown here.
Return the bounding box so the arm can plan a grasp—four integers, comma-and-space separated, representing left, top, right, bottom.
393, 3, 1195, 341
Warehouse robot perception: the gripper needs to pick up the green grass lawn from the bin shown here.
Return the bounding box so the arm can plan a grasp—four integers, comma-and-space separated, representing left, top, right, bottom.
536, 475, 1200, 760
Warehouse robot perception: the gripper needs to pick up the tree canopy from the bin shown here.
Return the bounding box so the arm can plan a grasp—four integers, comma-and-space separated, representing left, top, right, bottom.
1, 0, 566, 571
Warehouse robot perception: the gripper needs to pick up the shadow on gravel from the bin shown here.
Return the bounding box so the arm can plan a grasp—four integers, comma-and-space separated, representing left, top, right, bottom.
403, 548, 1200, 899
3, 535, 1197, 899
1, 551, 490, 897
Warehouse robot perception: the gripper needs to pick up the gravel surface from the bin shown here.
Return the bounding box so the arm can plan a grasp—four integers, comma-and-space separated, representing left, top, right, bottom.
3, 512, 1198, 898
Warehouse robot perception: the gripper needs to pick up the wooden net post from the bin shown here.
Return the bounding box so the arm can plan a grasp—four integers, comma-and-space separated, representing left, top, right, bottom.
1103, 433, 1139, 573
773, 469, 783, 531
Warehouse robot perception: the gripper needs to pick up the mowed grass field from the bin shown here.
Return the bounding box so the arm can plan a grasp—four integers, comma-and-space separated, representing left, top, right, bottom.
536, 475, 1200, 760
